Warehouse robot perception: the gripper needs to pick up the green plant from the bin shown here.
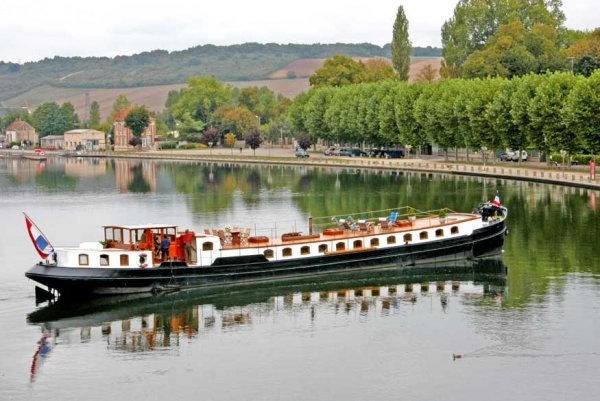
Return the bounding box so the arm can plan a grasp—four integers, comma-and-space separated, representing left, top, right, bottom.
438, 208, 447, 218
407, 207, 416, 216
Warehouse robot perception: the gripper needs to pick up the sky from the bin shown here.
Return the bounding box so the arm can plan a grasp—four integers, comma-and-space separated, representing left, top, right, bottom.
0, 0, 597, 63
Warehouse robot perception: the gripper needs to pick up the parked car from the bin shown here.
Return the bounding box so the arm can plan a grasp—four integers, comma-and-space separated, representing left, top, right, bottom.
500, 150, 528, 162
324, 146, 338, 156
295, 149, 309, 158
347, 149, 367, 157
369, 149, 404, 158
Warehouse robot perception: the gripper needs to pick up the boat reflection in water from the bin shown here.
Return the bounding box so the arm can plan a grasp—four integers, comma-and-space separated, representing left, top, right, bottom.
28, 258, 506, 358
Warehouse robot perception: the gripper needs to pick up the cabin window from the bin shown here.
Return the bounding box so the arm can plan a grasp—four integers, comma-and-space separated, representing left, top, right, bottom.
301, 246, 310, 255
79, 254, 89, 266
282, 248, 292, 257
202, 242, 214, 251
370, 238, 379, 247
435, 229, 444, 238
353, 240, 363, 249
336, 242, 345, 251
100, 254, 109, 266
420, 231, 428, 240
120, 254, 129, 266
264, 249, 274, 258
113, 228, 122, 242
105, 229, 113, 241
403, 234, 412, 244
318, 244, 328, 253
387, 236, 396, 244
451, 226, 459, 235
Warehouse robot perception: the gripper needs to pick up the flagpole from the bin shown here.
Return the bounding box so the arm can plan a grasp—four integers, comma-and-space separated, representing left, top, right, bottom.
23, 212, 54, 250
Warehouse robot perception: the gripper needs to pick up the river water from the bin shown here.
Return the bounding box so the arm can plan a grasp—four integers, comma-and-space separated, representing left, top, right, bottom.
1, 156, 599, 401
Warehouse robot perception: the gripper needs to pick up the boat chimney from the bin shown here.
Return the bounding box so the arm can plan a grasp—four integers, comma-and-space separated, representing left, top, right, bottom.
309, 217, 313, 235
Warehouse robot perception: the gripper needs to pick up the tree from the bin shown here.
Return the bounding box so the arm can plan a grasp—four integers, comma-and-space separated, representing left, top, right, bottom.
391, 5, 411, 81
171, 76, 231, 126
564, 70, 600, 155
110, 94, 131, 121
415, 64, 438, 83
89, 101, 101, 128
124, 106, 150, 139
244, 129, 263, 155
296, 133, 312, 150
224, 132, 236, 155
361, 59, 397, 82
32, 102, 77, 137
441, 0, 566, 76
212, 106, 256, 137
309, 55, 364, 88
202, 127, 221, 145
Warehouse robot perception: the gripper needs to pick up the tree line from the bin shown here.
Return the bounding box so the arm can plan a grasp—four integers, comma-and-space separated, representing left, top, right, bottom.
287, 71, 600, 161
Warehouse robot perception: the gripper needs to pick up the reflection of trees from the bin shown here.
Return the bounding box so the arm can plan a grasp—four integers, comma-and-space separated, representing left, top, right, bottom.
126, 163, 151, 193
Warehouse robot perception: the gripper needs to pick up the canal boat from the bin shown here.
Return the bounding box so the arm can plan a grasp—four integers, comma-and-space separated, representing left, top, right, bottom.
24, 201, 507, 298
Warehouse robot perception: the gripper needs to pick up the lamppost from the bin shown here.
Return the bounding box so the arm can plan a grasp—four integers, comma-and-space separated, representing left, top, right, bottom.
208, 141, 213, 156
481, 146, 488, 167
255, 115, 261, 128
405, 144, 412, 159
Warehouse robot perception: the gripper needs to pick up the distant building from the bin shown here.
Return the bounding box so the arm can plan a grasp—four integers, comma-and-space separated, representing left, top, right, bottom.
5, 119, 38, 146
40, 135, 65, 150
64, 129, 106, 151
113, 110, 156, 151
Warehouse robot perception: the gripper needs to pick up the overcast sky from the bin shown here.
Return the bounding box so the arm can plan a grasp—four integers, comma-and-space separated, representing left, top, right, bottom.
0, 0, 596, 63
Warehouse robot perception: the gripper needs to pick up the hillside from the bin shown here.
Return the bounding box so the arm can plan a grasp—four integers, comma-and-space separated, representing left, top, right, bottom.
2, 57, 441, 119
0, 43, 441, 102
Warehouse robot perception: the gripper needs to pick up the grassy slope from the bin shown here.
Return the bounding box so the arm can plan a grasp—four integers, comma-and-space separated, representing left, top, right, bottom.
3, 57, 441, 118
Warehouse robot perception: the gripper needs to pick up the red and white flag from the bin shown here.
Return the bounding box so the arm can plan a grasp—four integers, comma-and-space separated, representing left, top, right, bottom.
24, 213, 54, 259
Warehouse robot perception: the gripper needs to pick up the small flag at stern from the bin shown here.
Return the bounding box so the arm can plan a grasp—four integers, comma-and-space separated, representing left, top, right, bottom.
24, 213, 54, 259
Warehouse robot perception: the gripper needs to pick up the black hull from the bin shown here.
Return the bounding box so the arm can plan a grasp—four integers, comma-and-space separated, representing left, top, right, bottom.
25, 219, 507, 298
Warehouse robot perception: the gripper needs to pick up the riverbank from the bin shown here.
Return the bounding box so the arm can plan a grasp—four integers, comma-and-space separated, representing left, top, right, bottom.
4, 147, 599, 190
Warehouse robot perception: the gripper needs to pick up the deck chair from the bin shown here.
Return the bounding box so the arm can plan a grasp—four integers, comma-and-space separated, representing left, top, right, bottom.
379, 217, 389, 229
358, 219, 372, 231
240, 227, 251, 245
389, 211, 398, 224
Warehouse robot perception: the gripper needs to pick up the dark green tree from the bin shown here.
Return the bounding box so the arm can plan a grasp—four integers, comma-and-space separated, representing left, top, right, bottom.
32, 102, 77, 137
124, 106, 151, 139
564, 70, 600, 155
391, 5, 411, 81
309, 55, 364, 88
89, 101, 101, 128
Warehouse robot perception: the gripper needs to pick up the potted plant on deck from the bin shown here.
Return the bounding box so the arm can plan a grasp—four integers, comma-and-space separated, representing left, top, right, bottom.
438, 208, 447, 223
407, 207, 416, 222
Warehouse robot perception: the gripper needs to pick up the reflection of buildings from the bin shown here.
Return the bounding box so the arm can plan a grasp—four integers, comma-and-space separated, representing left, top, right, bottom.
63, 157, 107, 177
41, 279, 503, 354
114, 159, 157, 193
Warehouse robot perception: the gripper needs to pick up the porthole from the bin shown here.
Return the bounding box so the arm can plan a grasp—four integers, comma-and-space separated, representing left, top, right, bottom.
282, 248, 292, 257
370, 238, 379, 246
420, 231, 428, 240
301, 246, 310, 255
435, 229, 444, 238
336, 242, 345, 251
264, 249, 274, 258
403, 233, 412, 243
79, 254, 89, 266
387, 236, 396, 244
318, 244, 328, 253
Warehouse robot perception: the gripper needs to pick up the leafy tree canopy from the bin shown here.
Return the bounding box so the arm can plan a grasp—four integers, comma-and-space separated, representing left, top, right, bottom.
391, 5, 411, 81
124, 106, 151, 138
441, 0, 566, 77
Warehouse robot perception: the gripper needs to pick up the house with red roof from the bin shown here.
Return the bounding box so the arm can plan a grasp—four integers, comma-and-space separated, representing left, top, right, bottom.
112, 110, 156, 151
5, 119, 38, 146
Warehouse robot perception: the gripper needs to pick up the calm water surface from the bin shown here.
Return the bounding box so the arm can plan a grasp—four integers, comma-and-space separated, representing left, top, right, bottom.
1, 156, 599, 401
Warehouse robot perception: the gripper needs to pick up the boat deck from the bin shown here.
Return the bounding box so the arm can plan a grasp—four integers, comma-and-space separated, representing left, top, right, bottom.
217, 213, 480, 249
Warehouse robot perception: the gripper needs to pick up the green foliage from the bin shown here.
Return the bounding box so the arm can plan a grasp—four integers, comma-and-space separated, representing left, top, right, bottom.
172, 76, 231, 126
0, 43, 393, 101
32, 101, 77, 137
289, 72, 600, 158
309, 55, 365, 88
159, 142, 177, 150
563, 70, 600, 154
88, 101, 101, 128
442, 0, 566, 77
391, 5, 411, 81
124, 106, 151, 138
